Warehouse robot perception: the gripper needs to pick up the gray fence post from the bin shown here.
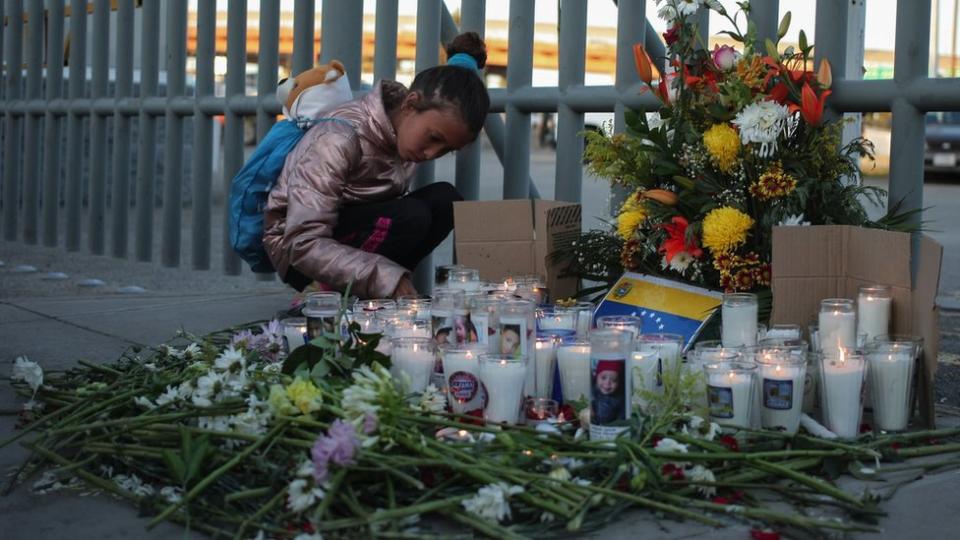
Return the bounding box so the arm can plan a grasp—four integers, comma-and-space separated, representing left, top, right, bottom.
611, 0, 646, 215
64, 0, 86, 250
111, 0, 135, 257
88, 0, 110, 254
555, 0, 588, 203
502, 0, 535, 201
191, 0, 216, 269
135, 0, 160, 261
222, 0, 247, 275
42, 1, 66, 247
22, 0, 43, 243
320, 0, 364, 91
374, 0, 399, 82
453, 0, 485, 203
2, 0, 24, 240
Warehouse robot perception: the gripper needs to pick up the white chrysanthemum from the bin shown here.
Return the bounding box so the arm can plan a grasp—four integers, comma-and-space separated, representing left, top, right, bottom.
548, 467, 572, 482
687, 465, 717, 496
418, 384, 447, 414
192, 371, 225, 407
198, 415, 231, 432
133, 396, 156, 409
12, 356, 43, 392
113, 474, 155, 497
143, 362, 157, 371
154, 385, 179, 407
779, 214, 809, 226
657, 3, 679, 22
732, 101, 790, 157
214, 345, 246, 373
182, 343, 202, 360
688, 415, 705, 430
159, 486, 183, 503
674, 0, 704, 17
341, 364, 396, 422
461, 483, 525, 523
704, 422, 721, 441
287, 478, 326, 513
667, 251, 695, 273
654, 437, 689, 454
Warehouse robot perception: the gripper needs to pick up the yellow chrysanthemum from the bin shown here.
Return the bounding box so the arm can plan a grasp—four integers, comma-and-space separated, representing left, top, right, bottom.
703, 123, 740, 173
286, 377, 323, 415
616, 192, 647, 240
702, 207, 754, 254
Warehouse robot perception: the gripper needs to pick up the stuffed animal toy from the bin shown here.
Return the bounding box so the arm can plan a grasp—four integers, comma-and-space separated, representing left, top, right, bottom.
276, 60, 353, 124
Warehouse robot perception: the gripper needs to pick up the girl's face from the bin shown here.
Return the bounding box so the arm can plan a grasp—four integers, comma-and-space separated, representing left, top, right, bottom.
394, 94, 473, 163
597, 370, 619, 395
500, 329, 520, 354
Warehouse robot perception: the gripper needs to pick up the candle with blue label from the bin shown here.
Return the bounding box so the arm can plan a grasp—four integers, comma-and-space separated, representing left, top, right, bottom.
757, 351, 807, 434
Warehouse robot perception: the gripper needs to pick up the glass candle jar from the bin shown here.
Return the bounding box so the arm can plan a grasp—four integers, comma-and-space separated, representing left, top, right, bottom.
557, 339, 591, 403
756, 351, 807, 434
494, 299, 536, 395
479, 353, 528, 424
280, 317, 308, 354
434, 264, 465, 288
595, 315, 643, 341
390, 337, 436, 393
857, 285, 892, 344
468, 295, 499, 350
866, 339, 918, 432
534, 335, 561, 398
636, 333, 685, 387
430, 287, 466, 347
397, 295, 432, 321
589, 329, 632, 441
447, 267, 482, 292
819, 349, 867, 438
721, 293, 758, 348
818, 298, 856, 355
572, 301, 595, 337
303, 291, 342, 340
440, 342, 488, 415
704, 361, 758, 429
354, 298, 397, 314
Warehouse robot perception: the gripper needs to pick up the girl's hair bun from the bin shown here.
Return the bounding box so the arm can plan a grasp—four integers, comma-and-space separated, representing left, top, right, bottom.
446, 32, 487, 70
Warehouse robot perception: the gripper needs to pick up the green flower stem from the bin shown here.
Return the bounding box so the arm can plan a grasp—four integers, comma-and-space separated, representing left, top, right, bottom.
868, 427, 960, 447
658, 493, 880, 533
276, 414, 330, 431
439, 508, 529, 540
24, 442, 136, 501
891, 442, 960, 458
314, 468, 347, 520
316, 494, 469, 532
877, 457, 960, 473
750, 459, 864, 507
223, 486, 274, 502
234, 487, 287, 540
0, 394, 90, 450
82, 443, 164, 460
718, 457, 822, 483
653, 448, 856, 461
558, 479, 725, 527
144, 423, 313, 449
48, 410, 201, 436
77, 360, 124, 377
740, 429, 884, 458
147, 420, 289, 529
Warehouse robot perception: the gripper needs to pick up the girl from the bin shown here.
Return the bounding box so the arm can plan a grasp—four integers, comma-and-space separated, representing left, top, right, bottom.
263, 33, 490, 299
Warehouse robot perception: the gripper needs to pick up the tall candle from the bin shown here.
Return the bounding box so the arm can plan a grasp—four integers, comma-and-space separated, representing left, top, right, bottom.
857, 286, 892, 344
820, 350, 866, 438
705, 362, 757, 429
757, 353, 806, 434
480, 355, 527, 424
866, 342, 915, 431
721, 293, 758, 348
596, 315, 643, 341
818, 299, 856, 354
628, 350, 659, 411
534, 337, 558, 398
589, 329, 632, 441
637, 334, 684, 388
557, 342, 592, 402
441, 345, 486, 415
574, 302, 595, 337
390, 338, 436, 393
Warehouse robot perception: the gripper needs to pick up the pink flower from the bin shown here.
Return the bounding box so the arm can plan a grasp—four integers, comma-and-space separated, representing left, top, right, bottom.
712, 44, 739, 71
311, 420, 361, 483
362, 413, 379, 435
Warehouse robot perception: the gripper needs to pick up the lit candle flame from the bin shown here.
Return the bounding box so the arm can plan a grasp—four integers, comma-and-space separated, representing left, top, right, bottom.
457, 429, 468, 438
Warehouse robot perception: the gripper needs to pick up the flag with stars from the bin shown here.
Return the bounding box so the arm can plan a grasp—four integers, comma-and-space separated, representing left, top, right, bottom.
593, 273, 723, 350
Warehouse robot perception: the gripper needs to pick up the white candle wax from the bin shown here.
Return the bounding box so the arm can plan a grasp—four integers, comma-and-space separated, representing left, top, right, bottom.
707, 371, 754, 428
391, 347, 435, 393
760, 363, 806, 433
557, 345, 592, 402
470, 312, 491, 347
722, 303, 758, 347
867, 351, 912, 431
448, 280, 481, 292
534, 340, 557, 398
638, 342, 681, 384
575, 311, 592, 337
629, 351, 660, 409
818, 310, 856, 353
821, 357, 866, 438
539, 313, 576, 331
857, 295, 892, 343
442, 350, 483, 414
481, 360, 527, 424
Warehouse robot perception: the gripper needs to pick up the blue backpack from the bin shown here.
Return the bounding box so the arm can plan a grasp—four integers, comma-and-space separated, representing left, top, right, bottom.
228, 118, 351, 273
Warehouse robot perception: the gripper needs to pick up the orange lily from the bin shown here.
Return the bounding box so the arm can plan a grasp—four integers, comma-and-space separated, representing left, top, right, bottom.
816, 58, 832, 88
800, 82, 831, 125
633, 44, 653, 84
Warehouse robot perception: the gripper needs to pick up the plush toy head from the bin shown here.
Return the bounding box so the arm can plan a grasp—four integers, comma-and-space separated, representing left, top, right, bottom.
276, 60, 353, 121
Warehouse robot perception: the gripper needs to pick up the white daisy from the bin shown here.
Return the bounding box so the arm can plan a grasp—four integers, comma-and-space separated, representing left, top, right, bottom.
654, 437, 689, 454
686, 465, 717, 496
287, 478, 325, 513
214, 345, 246, 373
417, 384, 447, 414
461, 483, 525, 523
12, 356, 43, 392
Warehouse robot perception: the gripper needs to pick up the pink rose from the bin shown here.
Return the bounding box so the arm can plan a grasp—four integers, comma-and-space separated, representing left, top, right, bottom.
712, 45, 739, 71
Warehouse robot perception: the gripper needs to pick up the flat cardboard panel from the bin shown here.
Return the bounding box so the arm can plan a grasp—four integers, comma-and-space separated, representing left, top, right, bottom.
456, 242, 536, 282
846, 227, 911, 286
772, 226, 847, 278
453, 200, 534, 242
770, 277, 846, 326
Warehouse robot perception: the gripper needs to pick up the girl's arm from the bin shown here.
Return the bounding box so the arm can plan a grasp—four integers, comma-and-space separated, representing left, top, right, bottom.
283, 130, 409, 298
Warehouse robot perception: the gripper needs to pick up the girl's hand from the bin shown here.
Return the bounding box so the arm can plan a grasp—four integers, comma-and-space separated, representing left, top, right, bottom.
392, 276, 418, 298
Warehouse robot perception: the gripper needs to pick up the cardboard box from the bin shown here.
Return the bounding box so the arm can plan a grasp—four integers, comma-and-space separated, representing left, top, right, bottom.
770, 225, 943, 427
453, 200, 581, 300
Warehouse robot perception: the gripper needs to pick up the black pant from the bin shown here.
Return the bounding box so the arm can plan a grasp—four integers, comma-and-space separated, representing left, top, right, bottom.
284, 182, 463, 292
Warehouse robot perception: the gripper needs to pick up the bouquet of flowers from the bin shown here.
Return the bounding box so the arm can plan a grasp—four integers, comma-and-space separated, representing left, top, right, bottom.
574, 1, 911, 299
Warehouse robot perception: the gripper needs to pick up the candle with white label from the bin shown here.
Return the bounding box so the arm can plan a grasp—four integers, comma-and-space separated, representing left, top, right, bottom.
628, 350, 659, 411
818, 299, 857, 354
704, 362, 757, 429
857, 285, 892, 344
757, 352, 807, 434
637, 334, 684, 387
866, 340, 916, 431
534, 336, 559, 398
557, 341, 591, 402
441, 344, 487, 415
390, 337, 436, 393
480, 354, 527, 424
722, 293, 758, 348
820, 349, 867, 438
573, 302, 595, 337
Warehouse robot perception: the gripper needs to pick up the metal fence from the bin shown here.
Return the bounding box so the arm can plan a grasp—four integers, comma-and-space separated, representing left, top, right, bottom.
1, 0, 957, 291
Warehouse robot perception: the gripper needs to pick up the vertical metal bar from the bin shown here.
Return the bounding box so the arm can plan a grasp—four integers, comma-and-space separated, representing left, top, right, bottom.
88, 0, 110, 254
815, 0, 849, 87
555, 0, 587, 203
320, 0, 363, 91
111, 0, 134, 258
748, 0, 780, 45
22, 0, 44, 243
160, 0, 187, 267
502, 0, 534, 200
411, 0, 442, 293
42, 0, 65, 247
64, 0, 86, 250
889, 0, 931, 283
257, 0, 280, 142
222, 0, 247, 275
136, 0, 160, 261
374, 0, 399, 82
611, 0, 645, 214
694, 6, 710, 48
2, 0, 24, 240
191, 0, 215, 270
453, 0, 484, 202
291, 0, 315, 75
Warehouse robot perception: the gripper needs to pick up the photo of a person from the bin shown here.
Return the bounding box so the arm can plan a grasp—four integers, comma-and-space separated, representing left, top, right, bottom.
591, 360, 625, 424
432, 314, 452, 345
455, 314, 479, 344
434, 326, 451, 346
499, 324, 522, 357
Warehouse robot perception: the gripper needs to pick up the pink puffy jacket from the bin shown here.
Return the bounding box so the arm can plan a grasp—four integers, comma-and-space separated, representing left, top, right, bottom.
263, 81, 418, 298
